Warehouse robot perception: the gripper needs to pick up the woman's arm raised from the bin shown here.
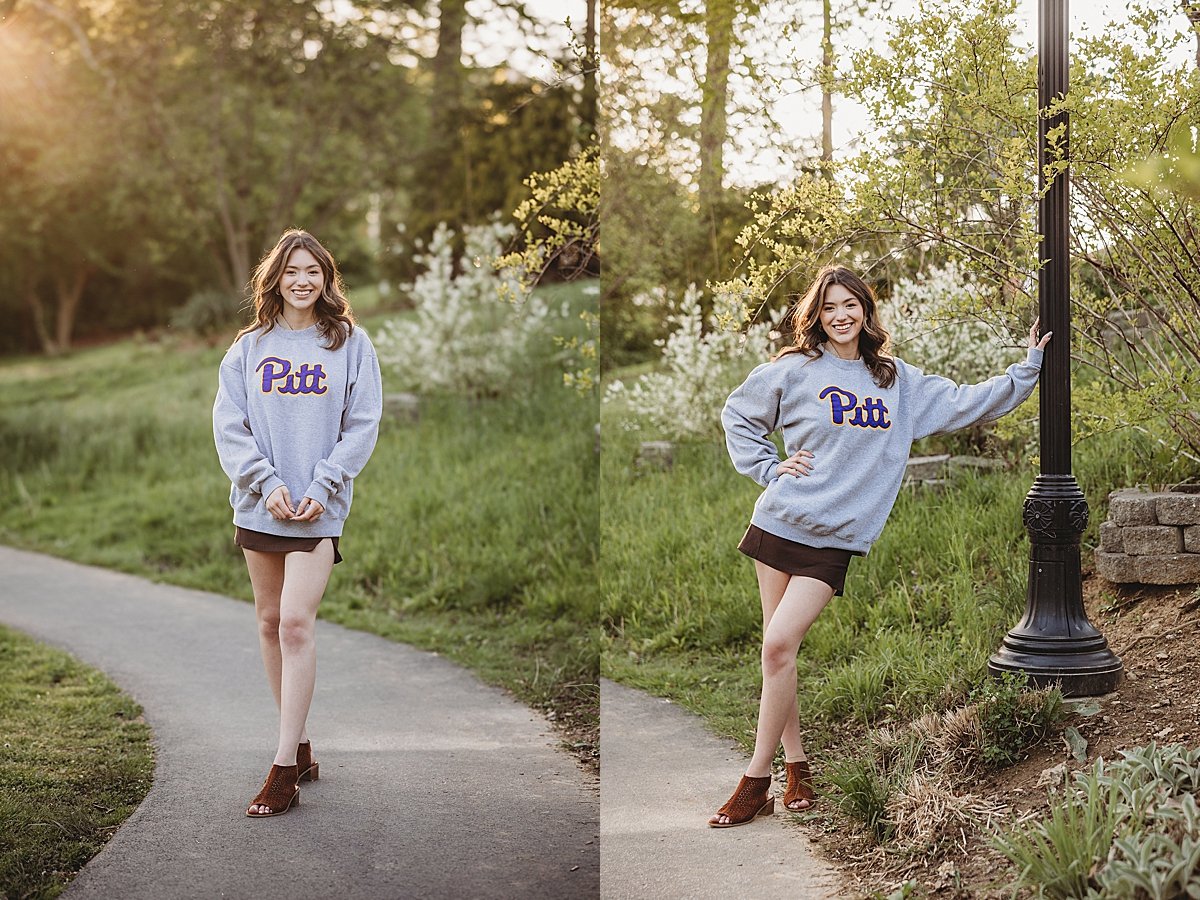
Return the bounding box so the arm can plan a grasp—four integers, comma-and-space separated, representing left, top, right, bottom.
905, 318, 1052, 442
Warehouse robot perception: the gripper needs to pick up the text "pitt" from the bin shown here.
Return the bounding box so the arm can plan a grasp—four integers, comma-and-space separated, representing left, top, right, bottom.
256, 357, 328, 395
818, 386, 891, 429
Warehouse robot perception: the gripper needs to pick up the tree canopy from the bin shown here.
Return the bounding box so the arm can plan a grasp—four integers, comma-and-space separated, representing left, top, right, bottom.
0, 0, 593, 354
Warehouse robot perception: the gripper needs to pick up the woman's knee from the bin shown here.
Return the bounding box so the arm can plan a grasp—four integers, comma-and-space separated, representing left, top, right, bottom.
761, 638, 799, 675
278, 614, 314, 651
256, 610, 281, 642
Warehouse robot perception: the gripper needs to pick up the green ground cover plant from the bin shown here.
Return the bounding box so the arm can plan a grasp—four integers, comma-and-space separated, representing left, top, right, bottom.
0, 624, 153, 900
0, 280, 599, 745
992, 743, 1200, 897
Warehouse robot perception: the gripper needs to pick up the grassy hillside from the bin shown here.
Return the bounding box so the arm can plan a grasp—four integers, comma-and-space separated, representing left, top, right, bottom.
0, 281, 599, 753
600, 369, 1194, 891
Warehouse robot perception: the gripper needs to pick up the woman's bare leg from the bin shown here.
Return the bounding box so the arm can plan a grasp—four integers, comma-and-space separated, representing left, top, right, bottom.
244, 541, 333, 814
243, 548, 311, 745
754, 561, 807, 765
273, 539, 334, 768
710, 573, 833, 825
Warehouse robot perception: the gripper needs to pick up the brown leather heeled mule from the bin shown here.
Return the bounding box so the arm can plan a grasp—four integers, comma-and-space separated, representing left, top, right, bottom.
707, 774, 774, 828
297, 741, 319, 783
783, 759, 816, 811
246, 764, 300, 818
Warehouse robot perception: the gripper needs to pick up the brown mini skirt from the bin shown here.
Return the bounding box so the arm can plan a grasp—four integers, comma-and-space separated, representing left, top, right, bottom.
737, 525, 853, 595
234, 527, 343, 565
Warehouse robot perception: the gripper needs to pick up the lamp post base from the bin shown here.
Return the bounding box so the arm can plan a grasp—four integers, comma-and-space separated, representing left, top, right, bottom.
987, 648, 1123, 697
989, 474, 1123, 697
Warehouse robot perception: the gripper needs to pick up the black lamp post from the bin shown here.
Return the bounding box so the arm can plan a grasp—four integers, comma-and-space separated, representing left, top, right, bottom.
986, 0, 1123, 696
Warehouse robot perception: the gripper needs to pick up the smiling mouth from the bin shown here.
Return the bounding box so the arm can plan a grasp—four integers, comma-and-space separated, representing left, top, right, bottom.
291, 289, 313, 298
832, 323, 854, 333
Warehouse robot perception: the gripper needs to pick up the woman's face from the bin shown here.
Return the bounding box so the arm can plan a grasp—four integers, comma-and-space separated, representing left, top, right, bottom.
819, 282, 864, 354
279, 247, 325, 319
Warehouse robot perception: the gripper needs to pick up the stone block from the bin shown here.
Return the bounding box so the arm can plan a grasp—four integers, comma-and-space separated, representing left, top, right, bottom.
1095, 551, 1140, 584
636, 441, 675, 470
1107, 490, 1168, 526
948, 455, 1007, 473
904, 454, 950, 481
383, 392, 421, 423
1098, 521, 1124, 553
1186, 526, 1200, 554
1134, 554, 1200, 585
1122, 526, 1184, 555
1157, 494, 1200, 526
907, 478, 948, 494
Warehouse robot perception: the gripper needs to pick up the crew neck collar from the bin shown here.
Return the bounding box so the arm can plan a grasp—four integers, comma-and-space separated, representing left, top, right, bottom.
819, 343, 864, 366
272, 320, 319, 339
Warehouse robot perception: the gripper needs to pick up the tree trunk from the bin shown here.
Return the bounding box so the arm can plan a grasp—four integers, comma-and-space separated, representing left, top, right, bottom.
581, 0, 598, 140
429, 0, 468, 225
1184, 2, 1200, 70
23, 272, 59, 356
821, 0, 833, 167
700, 0, 734, 268
53, 263, 90, 353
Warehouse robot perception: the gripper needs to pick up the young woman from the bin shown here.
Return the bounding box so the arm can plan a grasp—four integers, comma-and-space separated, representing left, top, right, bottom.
213, 230, 382, 818
709, 265, 1051, 827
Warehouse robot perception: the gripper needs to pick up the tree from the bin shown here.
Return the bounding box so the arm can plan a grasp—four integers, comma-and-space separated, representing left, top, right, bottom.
717, 0, 1200, 458
699, 0, 735, 266
119, 0, 410, 296
0, 2, 132, 353
1183, 0, 1200, 69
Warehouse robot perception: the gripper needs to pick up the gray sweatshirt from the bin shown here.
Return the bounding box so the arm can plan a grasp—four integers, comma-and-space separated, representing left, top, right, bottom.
213, 323, 382, 538
722, 345, 1043, 555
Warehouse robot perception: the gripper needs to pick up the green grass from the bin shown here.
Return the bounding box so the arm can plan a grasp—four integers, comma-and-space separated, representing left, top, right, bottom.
600, 375, 1188, 760
0, 279, 599, 727
0, 624, 154, 900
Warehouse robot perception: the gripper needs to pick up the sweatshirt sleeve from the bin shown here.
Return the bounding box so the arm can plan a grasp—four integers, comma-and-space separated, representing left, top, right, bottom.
905, 347, 1043, 441
213, 355, 287, 502
722, 361, 784, 487
303, 341, 383, 509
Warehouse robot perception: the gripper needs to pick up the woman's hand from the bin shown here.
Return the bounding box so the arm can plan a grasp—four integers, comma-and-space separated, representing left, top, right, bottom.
266, 485, 296, 520
293, 497, 325, 522
778, 449, 814, 478
1029, 316, 1053, 350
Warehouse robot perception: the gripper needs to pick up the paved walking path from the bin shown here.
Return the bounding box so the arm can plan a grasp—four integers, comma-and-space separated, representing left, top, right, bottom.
600, 679, 846, 900
0, 546, 598, 900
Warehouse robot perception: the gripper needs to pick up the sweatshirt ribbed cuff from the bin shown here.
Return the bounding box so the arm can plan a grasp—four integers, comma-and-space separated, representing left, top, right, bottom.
304, 481, 334, 511
1026, 347, 1044, 367
260, 475, 287, 503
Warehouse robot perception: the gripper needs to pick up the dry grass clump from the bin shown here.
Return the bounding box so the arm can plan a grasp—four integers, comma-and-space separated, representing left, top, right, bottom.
836, 676, 1064, 858
929, 705, 987, 776
887, 772, 1006, 852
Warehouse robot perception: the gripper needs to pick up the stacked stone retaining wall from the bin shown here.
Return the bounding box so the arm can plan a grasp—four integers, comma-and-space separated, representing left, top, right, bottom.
1095, 488, 1200, 585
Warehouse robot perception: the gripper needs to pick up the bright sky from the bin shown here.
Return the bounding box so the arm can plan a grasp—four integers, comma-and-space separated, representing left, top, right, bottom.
733, 0, 1197, 186
464, 0, 588, 82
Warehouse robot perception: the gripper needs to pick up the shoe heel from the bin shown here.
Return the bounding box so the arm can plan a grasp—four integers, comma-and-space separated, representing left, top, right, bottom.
759, 797, 775, 817
309, 762, 319, 782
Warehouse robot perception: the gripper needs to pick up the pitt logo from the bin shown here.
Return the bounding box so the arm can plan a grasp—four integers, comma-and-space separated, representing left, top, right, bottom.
256, 357, 328, 395
818, 385, 891, 429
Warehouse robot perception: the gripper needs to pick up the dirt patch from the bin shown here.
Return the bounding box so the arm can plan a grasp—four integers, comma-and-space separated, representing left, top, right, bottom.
545, 687, 600, 779
809, 575, 1200, 899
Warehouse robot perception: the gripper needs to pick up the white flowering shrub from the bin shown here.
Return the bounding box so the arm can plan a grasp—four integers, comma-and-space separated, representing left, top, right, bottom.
375, 222, 559, 398
605, 285, 778, 440
881, 262, 1019, 384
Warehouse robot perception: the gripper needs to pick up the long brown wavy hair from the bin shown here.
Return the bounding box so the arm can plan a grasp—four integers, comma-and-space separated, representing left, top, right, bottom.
775, 265, 897, 388
236, 230, 356, 350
